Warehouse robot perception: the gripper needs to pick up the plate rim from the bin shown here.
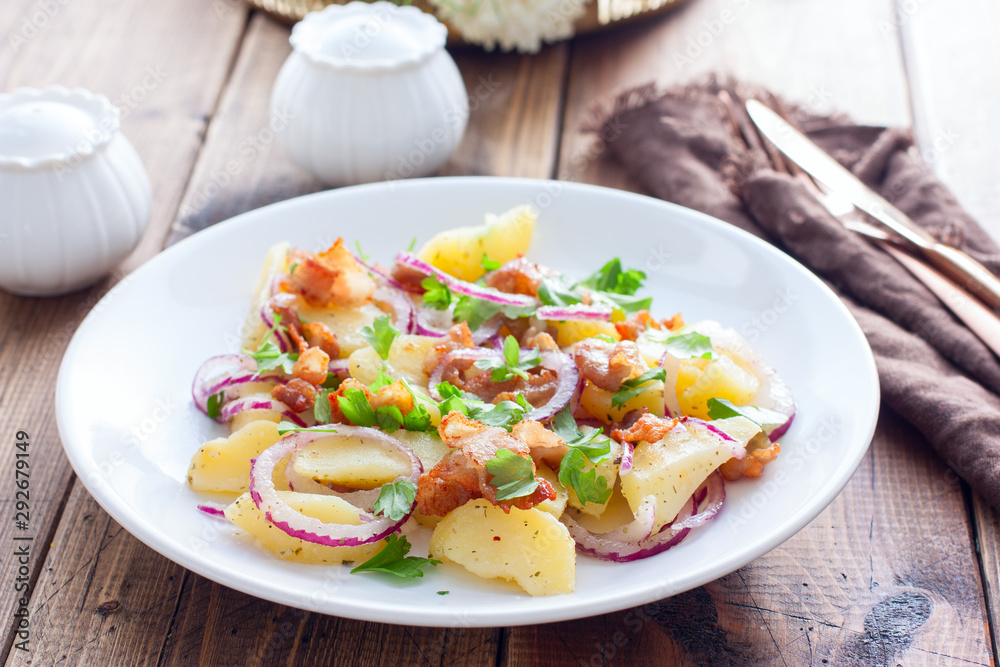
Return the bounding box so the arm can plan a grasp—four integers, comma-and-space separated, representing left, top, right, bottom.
55, 176, 880, 627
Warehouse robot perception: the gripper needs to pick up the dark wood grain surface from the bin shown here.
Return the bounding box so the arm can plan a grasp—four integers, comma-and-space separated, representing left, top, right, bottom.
1, 0, 997, 664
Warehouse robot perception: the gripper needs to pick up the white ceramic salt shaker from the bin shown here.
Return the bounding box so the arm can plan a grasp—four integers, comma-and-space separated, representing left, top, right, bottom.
270, 1, 469, 186
0, 86, 152, 296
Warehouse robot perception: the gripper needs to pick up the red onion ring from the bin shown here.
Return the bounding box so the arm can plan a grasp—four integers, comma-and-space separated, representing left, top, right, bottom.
535, 304, 613, 322
192, 354, 259, 414
560, 472, 725, 562
684, 417, 747, 460
619, 441, 634, 475
218, 397, 307, 427
427, 348, 499, 400
283, 453, 383, 511
414, 305, 453, 337
525, 350, 578, 422
396, 252, 539, 308
373, 285, 415, 333
354, 254, 422, 294
260, 294, 296, 354
249, 426, 422, 547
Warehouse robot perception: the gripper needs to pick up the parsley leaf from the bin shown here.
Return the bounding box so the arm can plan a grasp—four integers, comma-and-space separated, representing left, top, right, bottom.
551, 405, 612, 462
314, 388, 332, 424
661, 331, 715, 359
579, 258, 647, 296
485, 448, 539, 500
421, 276, 454, 310
473, 336, 542, 382
592, 292, 653, 315
537, 276, 582, 307
558, 448, 613, 506
337, 387, 376, 427
361, 315, 400, 360
407, 237, 417, 252
206, 391, 224, 419
707, 398, 787, 426
354, 240, 369, 263
481, 253, 501, 271
612, 368, 667, 408
402, 404, 434, 432
321, 372, 342, 390
467, 395, 530, 431
373, 480, 417, 521
244, 339, 298, 375
350, 534, 440, 579
374, 405, 405, 433
369, 368, 395, 393
277, 422, 338, 436
452, 297, 535, 332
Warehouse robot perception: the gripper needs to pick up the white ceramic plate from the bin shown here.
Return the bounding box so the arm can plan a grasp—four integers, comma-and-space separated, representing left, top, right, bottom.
57, 177, 879, 627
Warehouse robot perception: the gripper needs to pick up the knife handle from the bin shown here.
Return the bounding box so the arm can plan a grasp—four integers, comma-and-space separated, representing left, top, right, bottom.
921, 242, 1000, 311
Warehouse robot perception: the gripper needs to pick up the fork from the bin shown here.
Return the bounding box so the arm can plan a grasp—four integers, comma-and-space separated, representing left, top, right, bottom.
717, 89, 1000, 359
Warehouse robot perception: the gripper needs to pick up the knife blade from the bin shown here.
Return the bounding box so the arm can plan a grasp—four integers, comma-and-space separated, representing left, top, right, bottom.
746, 99, 1000, 311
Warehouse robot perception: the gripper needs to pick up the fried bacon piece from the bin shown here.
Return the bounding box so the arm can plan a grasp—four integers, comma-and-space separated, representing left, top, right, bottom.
326, 378, 414, 424
284, 238, 376, 308
301, 321, 340, 358
523, 331, 559, 351
416, 413, 556, 516
422, 322, 475, 375
573, 338, 645, 391
719, 442, 781, 480
291, 347, 330, 386
483, 257, 551, 297
470, 369, 558, 406
511, 419, 567, 470
611, 413, 678, 445
391, 261, 429, 293
614, 310, 686, 342
271, 378, 317, 413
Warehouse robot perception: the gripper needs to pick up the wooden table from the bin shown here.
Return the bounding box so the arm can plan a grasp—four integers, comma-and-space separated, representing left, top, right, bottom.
2, 0, 998, 664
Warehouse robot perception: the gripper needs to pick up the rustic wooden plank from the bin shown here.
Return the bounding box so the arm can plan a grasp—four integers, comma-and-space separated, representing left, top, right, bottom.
505, 0, 995, 664
152, 18, 569, 667
898, 2, 1000, 657
0, 0, 251, 663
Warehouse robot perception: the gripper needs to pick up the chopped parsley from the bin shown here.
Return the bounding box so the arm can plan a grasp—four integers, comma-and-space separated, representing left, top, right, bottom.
314, 388, 332, 423
354, 240, 370, 263
421, 276, 453, 310
434, 382, 530, 431
473, 336, 542, 382
277, 422, 338, 436
374, 405, 405, 433
244, 313, 298, 374
659, 331, 715, 360
351, 534, 440, 579
337, 387, 377, 427
538, 258, 650, 315
361, 315, 400, 360
552, 405, 613, 506
206, 391, 224, 419
706, 398, 786, 426
579, 258, 646, 296
485, 448, 539, 500
481, 253, 501, 271
612, 368, 667, 408
373, 480, 417, 521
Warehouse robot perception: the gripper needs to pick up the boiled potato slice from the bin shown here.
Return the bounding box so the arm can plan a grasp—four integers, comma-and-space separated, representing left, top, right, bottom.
394, 430, 451, 472
579, 380, 665, 425
225, 491, 385, 564
679, 355, 760, 419
349, 334, 439, 387
227, 391, 285, 433
417, 205, 536, 282
299, 302, 382, 356
552, 320, 621, 347
189, 420, 282, 493
534, 464, 568, 519
293, 435, 412, 489
429, 500, 575, 596
242, 242, 291, 351
620, 416, 758, 532
573, 482, 636, 535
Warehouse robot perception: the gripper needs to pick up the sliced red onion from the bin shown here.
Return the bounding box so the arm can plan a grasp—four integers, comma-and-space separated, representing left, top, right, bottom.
218, 397, 307, 427
396, 252, 538, 308
373, 285, 415, 333
471, 317, 502, 345
414, 305, 453, 337
428, 348, 499, 400
526, 350, 578, 422
249, 426, 422, 547
197, 503, 228, 519
260, 304, 291, 353
536, 304, 613, 322
192, 354, 258, 414
561, 473, 725, 562
328, 358, 350, 374
684, 417, 746, 460
354, 254, 422, 294
619, 441, 634, 475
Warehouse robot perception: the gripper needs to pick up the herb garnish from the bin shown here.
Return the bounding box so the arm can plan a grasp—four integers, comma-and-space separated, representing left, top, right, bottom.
611, 368, 667, 408
706, 398, 786, 426
485, 448, 539, 500
552, 405, 613, 506
361, 315, 400, 360
473, 336, 541, 382
351, 534, 440, 579
373, 480, 418, 521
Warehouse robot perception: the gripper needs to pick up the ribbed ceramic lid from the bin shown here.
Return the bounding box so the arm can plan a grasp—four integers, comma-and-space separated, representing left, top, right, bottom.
0, 86, 119, 169
291, 1, 447, 70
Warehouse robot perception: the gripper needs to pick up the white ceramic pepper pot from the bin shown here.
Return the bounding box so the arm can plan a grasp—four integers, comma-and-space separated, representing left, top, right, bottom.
0, 86, 152, 296
270, 1, 469, 186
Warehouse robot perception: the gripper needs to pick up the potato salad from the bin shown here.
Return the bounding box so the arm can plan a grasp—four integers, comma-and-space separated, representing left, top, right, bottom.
188, 205, 795, 596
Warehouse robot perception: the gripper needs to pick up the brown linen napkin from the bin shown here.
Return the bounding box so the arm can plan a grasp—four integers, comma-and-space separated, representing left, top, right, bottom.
592, 82, 1000, 510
